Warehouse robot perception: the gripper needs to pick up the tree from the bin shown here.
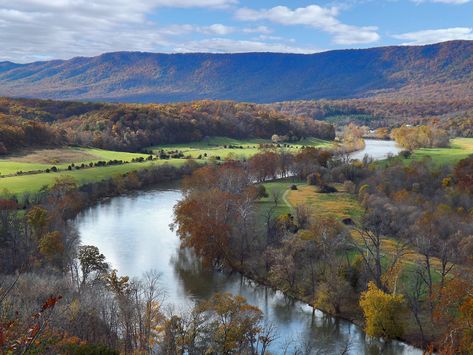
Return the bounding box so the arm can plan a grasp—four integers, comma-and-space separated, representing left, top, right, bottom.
196, 293, 274, 354
410, 207, 462, 319
78, 245, 109, 286
267, 235, 305, 294
174, 164, 258, 269
391, 125, 449, 150
433, 278, 473, 353
159, 293, 275, 354
248, 152, 279, 182
38, 231, 64, 265
402, 267, 427, 346
454, 155, 473, 192
27, 206, 49, 240
359, 282, 405, 339
342, 123, 365, 151
353, 201, 407, 291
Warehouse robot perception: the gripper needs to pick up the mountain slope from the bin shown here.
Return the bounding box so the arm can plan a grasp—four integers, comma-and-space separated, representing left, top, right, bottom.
1, 41, 472, 103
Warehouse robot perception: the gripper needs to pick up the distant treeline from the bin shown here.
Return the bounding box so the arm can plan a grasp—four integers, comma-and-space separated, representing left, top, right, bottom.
269, 98, 473, 135
0, 98, 335, 154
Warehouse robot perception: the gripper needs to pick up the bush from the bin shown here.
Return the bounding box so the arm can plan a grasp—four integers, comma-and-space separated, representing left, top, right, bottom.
318, 185, 338, 193
290, 184, 298, 190
399, 150, 412, 159
256, 185, 268, 198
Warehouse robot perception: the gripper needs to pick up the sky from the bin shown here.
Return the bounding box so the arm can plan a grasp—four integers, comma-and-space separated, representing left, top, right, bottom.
0, 0, 472, 63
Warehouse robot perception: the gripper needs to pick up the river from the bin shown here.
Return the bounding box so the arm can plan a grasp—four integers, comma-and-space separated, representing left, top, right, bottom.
350, 139, 402, 161
74, 140, 419, 354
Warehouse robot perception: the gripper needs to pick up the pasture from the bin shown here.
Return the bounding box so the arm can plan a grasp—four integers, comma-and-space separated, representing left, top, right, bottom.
150, 136, 331, 160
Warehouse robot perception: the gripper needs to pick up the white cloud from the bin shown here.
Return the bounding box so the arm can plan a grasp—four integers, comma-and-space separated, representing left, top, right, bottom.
243, 25, 272, 34
153, 0, 238, 8
204, 24, 234, 35
235, 5, 379, 45
174, 38, 321, 53
393, 27, 473, 45
158, 24, 236, 37
0, 0, 239, 62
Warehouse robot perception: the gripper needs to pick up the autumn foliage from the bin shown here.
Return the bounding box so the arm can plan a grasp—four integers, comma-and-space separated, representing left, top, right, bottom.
359, 282, 405, 339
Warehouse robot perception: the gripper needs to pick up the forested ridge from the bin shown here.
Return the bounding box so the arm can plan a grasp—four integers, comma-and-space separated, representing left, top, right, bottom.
0, 41, 472, 103
0, 97, 334, 153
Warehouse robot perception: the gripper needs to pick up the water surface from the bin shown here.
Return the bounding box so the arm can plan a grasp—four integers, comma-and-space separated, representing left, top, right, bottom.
350, 139, 402, 161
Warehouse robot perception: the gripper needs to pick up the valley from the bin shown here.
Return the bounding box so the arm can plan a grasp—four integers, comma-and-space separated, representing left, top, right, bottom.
0, 34, 472, 353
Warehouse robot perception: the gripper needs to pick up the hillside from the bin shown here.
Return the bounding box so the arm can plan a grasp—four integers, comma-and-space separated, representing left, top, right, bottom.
0, 41, 473, 103
0, 97, 334, 153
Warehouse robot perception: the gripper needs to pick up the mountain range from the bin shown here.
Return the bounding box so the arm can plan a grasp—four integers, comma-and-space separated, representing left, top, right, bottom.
0, 40, 472, 103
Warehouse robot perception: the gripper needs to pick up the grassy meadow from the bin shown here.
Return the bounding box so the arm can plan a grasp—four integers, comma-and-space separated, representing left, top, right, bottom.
409, 137, 473, 164
0, 147, 149, 176
0, 160, 186, 195
286, 183, 363, 221
0, 137, 331, 196
1, 136, 471, 196
150, 136, 331, 160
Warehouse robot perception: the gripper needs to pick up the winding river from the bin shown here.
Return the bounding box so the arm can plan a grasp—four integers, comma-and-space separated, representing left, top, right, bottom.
74, 140, 418, 354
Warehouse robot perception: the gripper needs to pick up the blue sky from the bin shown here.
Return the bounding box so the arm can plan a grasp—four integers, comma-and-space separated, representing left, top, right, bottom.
0, 0, 472, 62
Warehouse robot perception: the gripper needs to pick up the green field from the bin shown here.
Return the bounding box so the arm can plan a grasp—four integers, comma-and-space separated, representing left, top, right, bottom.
0, 160, 186, 195
0, 137, 333, 196
150, 137, 331, 160
0, 147, 149, 176
410, 138, 473, 164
